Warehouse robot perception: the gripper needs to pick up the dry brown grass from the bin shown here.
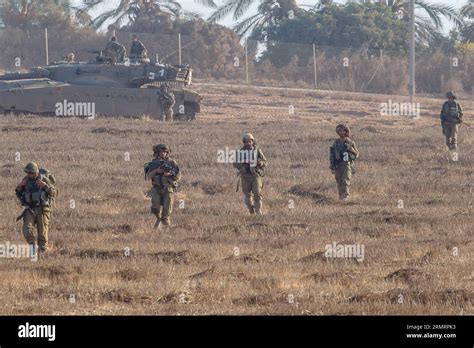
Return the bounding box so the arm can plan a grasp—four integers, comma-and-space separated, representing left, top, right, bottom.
0, 85, 472, 315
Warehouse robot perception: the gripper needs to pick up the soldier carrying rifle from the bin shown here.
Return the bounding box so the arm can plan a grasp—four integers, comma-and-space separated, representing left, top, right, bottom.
144, 144, 181, 229
15, 162, 57, 253
329, 124, 359, 201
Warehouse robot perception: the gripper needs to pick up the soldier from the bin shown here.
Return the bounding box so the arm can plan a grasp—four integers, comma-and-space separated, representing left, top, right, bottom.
157, 84, 175, 121
233, 133, 267, 215
104, 36, 126, 63
66, 52, 75, 63
129, 34, 148, 61
329, 124, 359, 201
440, 91, 463, 151
15, 162, 56, 253
145, 144, 181, 228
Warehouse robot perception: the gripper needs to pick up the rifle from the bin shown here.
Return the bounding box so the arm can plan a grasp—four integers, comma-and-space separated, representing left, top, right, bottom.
144, 159, 178, 181
16, 207, 36, 223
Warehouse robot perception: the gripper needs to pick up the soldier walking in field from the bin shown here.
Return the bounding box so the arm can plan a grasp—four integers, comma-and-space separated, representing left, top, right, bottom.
144, 144, 181, 228
440, 91, 463, 151
15, 162, 57, 253
329, 124, 359, 201
233, 133, 268, 215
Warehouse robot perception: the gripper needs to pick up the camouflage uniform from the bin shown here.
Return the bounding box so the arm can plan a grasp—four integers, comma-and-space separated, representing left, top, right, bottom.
146, 144, 180, 227
330, 124, 359, 201
440, 91, 463, 150
104, 37, 126, 63
158, 85, 175, 121
129, 36, 148, 61
233, 133, 268, 214
15, 162, 56, 252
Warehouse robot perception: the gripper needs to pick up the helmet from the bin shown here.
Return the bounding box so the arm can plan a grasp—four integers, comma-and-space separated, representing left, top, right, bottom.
24, 162, 39, 174
336, 124, 350, 136
446, 91, 456, 99
153, 143, 170, 154
242, 133, 255, 142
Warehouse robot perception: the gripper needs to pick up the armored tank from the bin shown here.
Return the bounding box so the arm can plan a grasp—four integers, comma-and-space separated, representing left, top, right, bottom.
0, 56, 201, 120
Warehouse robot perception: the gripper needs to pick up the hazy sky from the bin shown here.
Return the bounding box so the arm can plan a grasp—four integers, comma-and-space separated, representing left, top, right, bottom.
75, 0, 468, 34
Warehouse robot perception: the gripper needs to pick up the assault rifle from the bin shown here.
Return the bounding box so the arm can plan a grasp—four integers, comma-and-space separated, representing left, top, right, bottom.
144, 159, 177, 180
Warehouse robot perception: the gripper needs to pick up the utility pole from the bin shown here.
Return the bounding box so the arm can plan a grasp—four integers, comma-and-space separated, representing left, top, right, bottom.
408, 0, 415, 103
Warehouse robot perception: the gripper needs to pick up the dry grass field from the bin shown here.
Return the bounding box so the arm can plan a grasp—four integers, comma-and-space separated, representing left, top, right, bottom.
0, 85, 472, 315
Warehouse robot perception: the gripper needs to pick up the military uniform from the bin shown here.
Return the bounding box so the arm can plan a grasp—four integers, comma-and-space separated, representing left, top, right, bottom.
130, 37, 148, 61
233, 133, 268, 214
158, 85, 175, 121
440, 91, 463, 150
330, 124, 359, 201
104, 38, 126, 63
15, 163, 56, 252
145, 144, 181, 227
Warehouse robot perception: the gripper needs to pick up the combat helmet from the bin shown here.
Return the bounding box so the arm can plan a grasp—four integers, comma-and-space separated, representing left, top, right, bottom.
336, 123, 350, 136
153, 143, 170, 155
242, 133, 255, 142
446, 91, 457, 99
24, 162, 39, 174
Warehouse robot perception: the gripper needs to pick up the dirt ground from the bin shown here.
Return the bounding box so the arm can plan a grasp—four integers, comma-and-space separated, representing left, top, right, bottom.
0, 85, 472, 315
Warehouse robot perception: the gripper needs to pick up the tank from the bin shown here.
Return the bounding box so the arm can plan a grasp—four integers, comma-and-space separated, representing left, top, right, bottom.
0, 57, 202, 120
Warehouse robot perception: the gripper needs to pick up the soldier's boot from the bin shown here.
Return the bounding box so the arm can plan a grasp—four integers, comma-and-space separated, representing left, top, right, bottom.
161, 217, 171, 226
151, 208, 162, 229
254, 199, 263, 215
161, 203, 172, 226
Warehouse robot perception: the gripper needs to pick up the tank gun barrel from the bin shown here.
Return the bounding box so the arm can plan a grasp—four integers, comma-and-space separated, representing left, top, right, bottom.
0, 68, 50, 81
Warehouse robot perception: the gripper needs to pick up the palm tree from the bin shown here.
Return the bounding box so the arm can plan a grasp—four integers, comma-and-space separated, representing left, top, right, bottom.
374, 0, 463, 43
208, 0, 299, 36
75, 0, 199, 29
459, 0, 473, 42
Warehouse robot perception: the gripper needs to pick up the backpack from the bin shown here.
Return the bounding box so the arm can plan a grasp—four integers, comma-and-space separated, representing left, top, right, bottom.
39, 168, 58, 201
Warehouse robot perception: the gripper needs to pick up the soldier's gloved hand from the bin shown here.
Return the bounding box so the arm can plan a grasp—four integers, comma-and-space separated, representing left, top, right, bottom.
163, 172, 172, 177
19, 179, 28, 187
36, 179, 47, 189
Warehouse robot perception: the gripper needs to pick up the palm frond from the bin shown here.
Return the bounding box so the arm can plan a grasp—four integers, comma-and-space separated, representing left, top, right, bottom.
233, 0, 254, 21
193, 0, 218, 9
208, 1, 238, 23
415, 0, 463, 29
233, 12, 264, 35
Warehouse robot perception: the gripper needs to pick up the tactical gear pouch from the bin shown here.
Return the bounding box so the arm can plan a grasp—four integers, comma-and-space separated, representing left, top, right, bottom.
31, 192, 41, 206
447, 104, 460, 123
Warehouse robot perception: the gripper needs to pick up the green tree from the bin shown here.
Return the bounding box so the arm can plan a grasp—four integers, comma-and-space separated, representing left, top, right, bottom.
0, 0, 75, 30
460, 0, 473, 42
368, 0, 462, 44
255, 2, 409, 67
208, 0, 302, 36
76, 0, 200, 29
